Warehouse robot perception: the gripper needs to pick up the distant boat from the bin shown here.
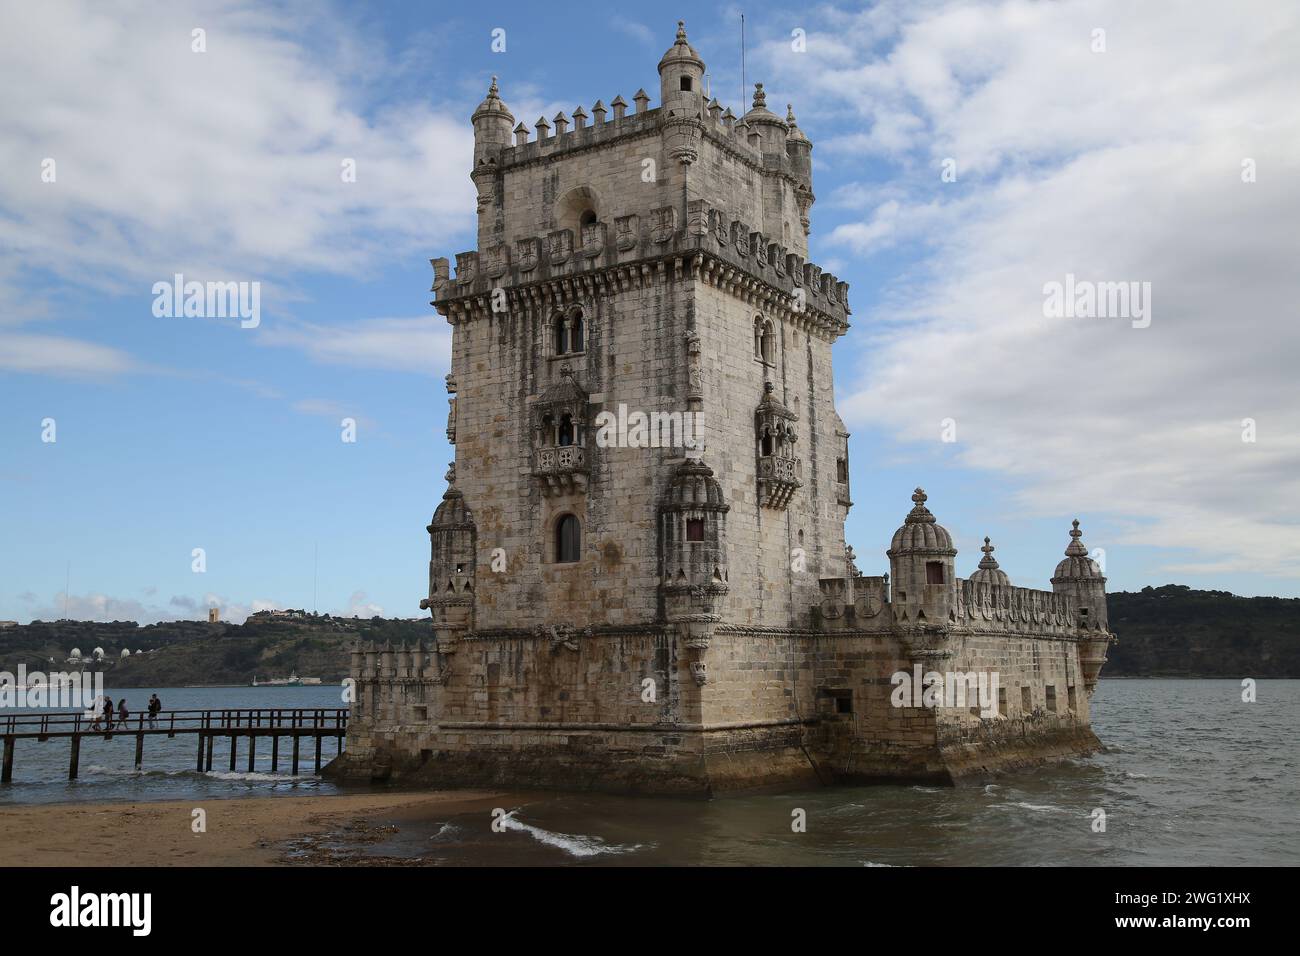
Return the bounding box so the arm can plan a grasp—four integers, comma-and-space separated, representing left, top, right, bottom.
250, 673, 322, 687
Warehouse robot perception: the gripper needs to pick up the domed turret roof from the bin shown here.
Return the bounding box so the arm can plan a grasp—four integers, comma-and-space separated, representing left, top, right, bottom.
663, 458, 729, 512
888, 488, 956, 556
743, 83, 784, 127
536, 363, 587, 406
785, 104, 810, 145
658, 20, 704, 73
969, 536, 1011, 587
471, 76, 514, 124
1052, 519, 1104, 581
429, 462, 474, 531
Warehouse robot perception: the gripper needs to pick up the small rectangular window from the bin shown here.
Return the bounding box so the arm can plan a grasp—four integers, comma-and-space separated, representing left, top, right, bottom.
1046, 686, 1058, 712
998, 687, 1008, 717
680, 77, 692, 91
686, 518, 705, 542
1021, 686, 1032, 712
1068, 685, 1078, 711
926, 561, 945, 584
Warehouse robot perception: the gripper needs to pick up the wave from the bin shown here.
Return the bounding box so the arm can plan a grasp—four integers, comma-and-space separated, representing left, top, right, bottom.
992, 801, 1068, 814
497, 810, 645, 858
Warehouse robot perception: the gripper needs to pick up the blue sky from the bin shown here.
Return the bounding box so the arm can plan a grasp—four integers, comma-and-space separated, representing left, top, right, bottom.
2, 0, 1297, 623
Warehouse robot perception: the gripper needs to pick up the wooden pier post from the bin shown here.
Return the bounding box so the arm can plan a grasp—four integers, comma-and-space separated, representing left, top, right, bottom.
229, 734, 237, 772
271, 735, 279, 773
134, 731, 144, 770
247, 734, 255, 773
292, 735, 300, 775
69, 734, 80, 779
196, 734, 205, 773
206, 734, 214, 772
2, 736, 13, 783
314, 733, 322, 774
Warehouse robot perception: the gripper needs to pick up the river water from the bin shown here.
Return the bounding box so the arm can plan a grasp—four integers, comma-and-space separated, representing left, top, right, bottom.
1, 680, 1296, 866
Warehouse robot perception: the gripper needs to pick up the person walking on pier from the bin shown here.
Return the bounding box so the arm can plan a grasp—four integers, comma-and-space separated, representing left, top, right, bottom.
87, 694, 105, 731
102, 696, 115, 732
147, 694, 161, 729
117, 698, 129, 728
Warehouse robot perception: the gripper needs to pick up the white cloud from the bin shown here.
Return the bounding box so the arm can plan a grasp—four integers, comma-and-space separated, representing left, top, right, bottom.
0, 331, 139, 377
342, 590, 383, 618
260, 315, 451, 374
0, 0, 474, 376
766, 0, 1300, 576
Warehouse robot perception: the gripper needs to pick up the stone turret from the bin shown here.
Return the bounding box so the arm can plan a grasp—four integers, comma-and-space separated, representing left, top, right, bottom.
420, 463, 476, 670
1051, 519, 1107, 628
743, 83, 789, 157
969, 536, 1011, 587
658, 21, 705, 117
470, 76, 514, 238
1051, 519, 1111, 692
888, 488, 957, 625
659, 458, 729, 662
659, 21, 705, 167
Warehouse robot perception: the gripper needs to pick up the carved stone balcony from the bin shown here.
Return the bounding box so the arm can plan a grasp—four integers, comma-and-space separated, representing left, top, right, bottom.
757, 455, 801, 509
532, 444, 589, 497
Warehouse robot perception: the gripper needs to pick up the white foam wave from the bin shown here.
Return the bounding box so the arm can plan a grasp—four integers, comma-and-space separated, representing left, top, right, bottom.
497, 810, 644, 858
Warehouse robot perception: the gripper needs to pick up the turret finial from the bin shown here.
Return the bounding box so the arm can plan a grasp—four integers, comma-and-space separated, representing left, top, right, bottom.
677, 20, 687, 41
753, 82, 767, 110
978, 536, 1001, 570
905, 487, 936, 524
1065, 518, 1089, 556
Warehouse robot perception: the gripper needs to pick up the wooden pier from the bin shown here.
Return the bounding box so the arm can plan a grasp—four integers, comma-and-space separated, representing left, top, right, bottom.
0, 708, 348, 782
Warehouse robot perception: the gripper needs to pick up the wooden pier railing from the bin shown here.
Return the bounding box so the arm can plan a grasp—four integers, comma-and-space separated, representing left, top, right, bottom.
0, 708, 349, 782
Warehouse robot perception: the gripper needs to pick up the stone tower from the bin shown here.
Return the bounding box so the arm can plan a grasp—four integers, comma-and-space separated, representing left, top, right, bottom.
333, 22, 1112, 793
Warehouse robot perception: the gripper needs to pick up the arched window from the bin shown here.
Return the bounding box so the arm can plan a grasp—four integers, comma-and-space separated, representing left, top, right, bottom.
753, 317, 764, 359
558, 413, 575, 447
580, 209, 598, 228
554, 316, 568, 355
570, 309, 584, 353
555, 514, 581, 563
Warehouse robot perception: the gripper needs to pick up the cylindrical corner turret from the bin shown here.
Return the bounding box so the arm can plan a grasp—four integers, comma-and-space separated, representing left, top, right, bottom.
1051, 519, 1110, 693
742, 83, 789, 157
659, 457, 729, 652
658, 20, 705, 119
424, 463, 476, 657
785, 103, 813, 185
887, 488, 957, 625
472, 75, 515, 159
470, 76, 514, 226
1050, 519, 1107, 628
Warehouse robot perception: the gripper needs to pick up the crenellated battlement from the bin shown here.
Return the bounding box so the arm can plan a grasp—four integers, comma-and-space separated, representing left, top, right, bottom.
498, 91, 801, 178
431, 198, 850, 336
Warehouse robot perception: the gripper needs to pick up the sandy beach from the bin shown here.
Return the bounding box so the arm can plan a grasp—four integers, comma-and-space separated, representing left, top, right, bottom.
0, 790, 509, 867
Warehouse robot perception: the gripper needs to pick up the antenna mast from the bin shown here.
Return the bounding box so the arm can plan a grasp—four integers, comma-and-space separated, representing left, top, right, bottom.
741, 13, 746, 109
